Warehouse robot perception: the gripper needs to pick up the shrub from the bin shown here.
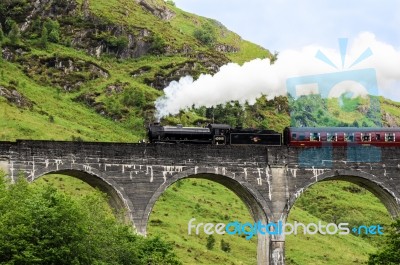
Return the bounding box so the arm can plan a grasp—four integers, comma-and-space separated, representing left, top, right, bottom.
220, 239, 231, 252
206, 235, 215, 250
193, 23, 216, 46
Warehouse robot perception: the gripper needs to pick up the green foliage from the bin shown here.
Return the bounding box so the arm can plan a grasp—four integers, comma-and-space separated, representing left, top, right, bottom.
150, 34, 166, 55
0, 173, 181, 265
368, 219, 400, 265
8, 21, 20, 45
183, 95, 290, 132
193, 23, 216, 46
4, 18, 15, 33
96, 32, 129, 51
0, 23, 4, 43
122, 87, 146, 108
48, 29, 60, 43
0, 1, 31, 26
220, 239, 231, 252
139, 236, 182, 265
206, 235, 215, 250
39, 26, 48, 49
165, 0, 175, 6
44, 19, 60, 43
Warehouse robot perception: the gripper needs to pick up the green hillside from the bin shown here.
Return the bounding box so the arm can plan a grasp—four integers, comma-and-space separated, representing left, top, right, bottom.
0, 0, 271, 141
1, 1, 399, 264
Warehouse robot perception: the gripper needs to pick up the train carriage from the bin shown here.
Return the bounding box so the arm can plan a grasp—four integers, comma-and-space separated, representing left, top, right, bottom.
284, 127, 400, 147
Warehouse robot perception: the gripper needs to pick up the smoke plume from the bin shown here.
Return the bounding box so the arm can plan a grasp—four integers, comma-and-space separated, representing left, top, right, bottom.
155, 32, 400, 120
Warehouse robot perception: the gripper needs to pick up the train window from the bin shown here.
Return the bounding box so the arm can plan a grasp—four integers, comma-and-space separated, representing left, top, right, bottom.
376, 134, 381, 141
361, 133, 371, 142
291, 133, 297, 140
298, 134, 305, 141
327, 133, 337, 142
385, 133, 395, 142
344, 133, 354, 142
310, 132, 320, 141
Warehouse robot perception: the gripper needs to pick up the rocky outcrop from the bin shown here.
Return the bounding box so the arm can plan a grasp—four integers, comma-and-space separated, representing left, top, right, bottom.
1, 46, 29, 62
144, 53, 229, 90
137, 0, 175, 20
382, 112, 399, 127
20, 0, 77, 31
0, 86, 34, 109
20, 56, 109, 92
215, 44, 240, 53
66, 20, 154, 59
104, 82, 129, 95
131, 66, 152, 77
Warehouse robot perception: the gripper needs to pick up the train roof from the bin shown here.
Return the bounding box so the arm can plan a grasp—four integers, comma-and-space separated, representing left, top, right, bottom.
162, 126, 211, 133
208, 124, 232, 129
287, 127, 400, 132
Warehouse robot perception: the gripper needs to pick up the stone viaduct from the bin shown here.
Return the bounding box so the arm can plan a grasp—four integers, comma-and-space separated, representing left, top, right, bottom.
0, 140, 400, 265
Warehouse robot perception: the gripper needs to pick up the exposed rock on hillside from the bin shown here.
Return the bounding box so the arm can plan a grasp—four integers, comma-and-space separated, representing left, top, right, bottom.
137, 0, 175, 20
382, 112, 399, 127
19, 56, 109, 92
215, 44, 239, 53
19, 0, 78, 31
0, 86, 34, 109
143, 54, 228, 90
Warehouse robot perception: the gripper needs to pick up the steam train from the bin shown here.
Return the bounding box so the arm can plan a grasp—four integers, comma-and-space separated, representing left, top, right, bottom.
148, 123, 400, 147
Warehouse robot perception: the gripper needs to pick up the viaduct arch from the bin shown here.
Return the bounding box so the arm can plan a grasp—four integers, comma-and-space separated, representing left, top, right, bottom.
1, 140, 400, 265
286, 170, 400, 222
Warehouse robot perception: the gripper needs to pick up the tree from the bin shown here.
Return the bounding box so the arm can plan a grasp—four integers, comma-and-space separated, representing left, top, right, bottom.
206, 235, 215, 250
368, 219, 400, 265
39, 25, 48, 49
8, 21, 20, 45
0, 173, 181, 265
150, 34, 166, 55
44, 19, 60, 43
0, 23, 4, 43
49, 29, 60, 43
193, 23, 216, 46
220, 239, 231, 252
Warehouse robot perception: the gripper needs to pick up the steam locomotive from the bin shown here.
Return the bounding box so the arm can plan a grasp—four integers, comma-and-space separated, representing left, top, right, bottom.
148, 123, 400, 147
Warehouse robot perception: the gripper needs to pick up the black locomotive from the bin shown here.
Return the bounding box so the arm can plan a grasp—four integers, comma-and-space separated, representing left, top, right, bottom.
147, 123, 282, 146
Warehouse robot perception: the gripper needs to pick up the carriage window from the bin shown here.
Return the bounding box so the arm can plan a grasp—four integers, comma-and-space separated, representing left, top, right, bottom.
327, 133, 337, 142
310, 132, 320, 141
345, 133, 354, 142
361, 133, 371, 142
386, 133, 395, 142
292, 133, 297, 140
376, 134, 381, 141
298, 134, 305, 141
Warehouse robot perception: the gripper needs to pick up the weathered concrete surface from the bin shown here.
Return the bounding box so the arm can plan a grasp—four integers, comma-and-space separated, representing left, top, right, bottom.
1, 140, 400, 265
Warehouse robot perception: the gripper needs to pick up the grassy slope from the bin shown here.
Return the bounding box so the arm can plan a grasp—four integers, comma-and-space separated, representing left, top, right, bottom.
0, 57, 143, 142
0, 0, 269, 141
34, 175, 392, 265
148, 179, 392, 265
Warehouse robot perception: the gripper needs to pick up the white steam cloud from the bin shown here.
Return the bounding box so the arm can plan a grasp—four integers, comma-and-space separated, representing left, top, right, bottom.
155, 32, 400, 120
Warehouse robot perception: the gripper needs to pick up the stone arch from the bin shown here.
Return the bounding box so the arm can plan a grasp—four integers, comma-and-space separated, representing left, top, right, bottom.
143, 167, 272, 265
32, 167, 135, 226
286, 169, 400, 222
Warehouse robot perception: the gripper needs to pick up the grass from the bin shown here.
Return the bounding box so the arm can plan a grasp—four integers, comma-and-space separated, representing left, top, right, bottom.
0, 59, 142, 142
148, 178, 257, 265
146, 178, 391, 265
26, 172, 392, 265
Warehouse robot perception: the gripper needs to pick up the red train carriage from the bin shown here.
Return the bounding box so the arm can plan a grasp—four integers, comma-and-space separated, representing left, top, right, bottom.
284, 127, 400, 147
